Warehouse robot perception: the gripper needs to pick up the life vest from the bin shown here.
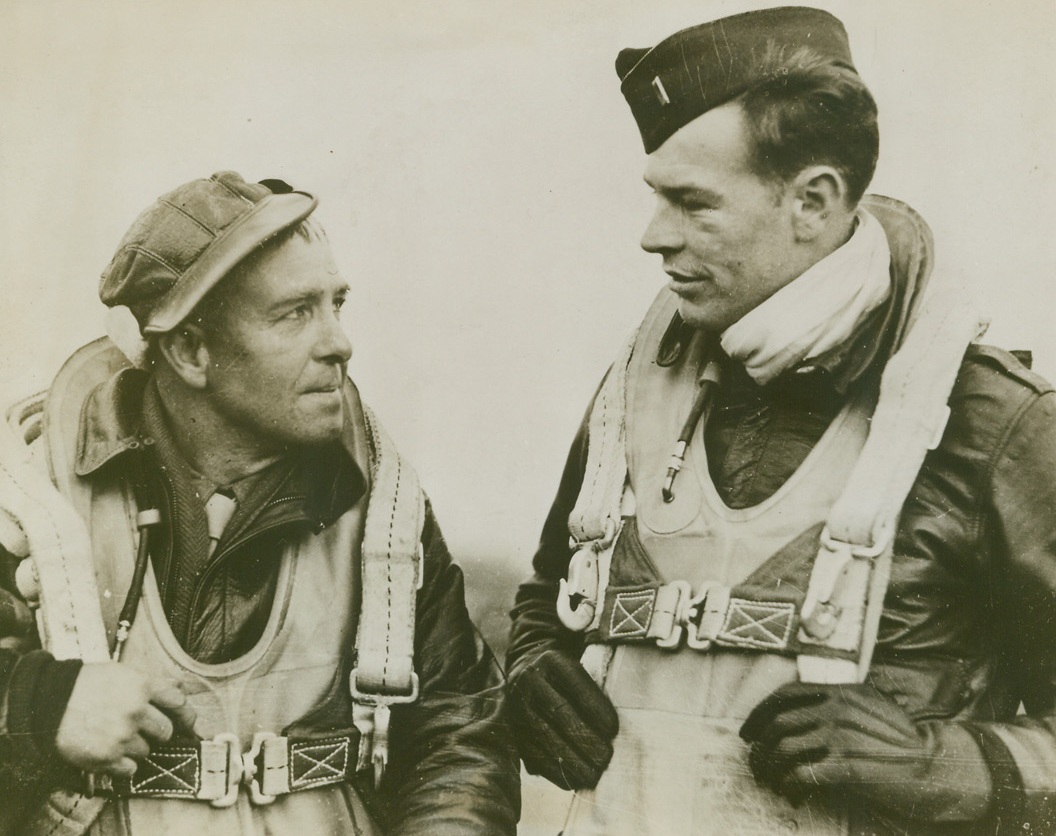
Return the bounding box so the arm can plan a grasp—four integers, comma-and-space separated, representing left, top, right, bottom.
3, 338, 425, 836
555, 196, 984, 834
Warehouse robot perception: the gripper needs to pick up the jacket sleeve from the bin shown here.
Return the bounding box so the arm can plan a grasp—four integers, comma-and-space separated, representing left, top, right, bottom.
379, 500, 520, 836
0, 547, 83, 829
506, 411, 591, 680
965, 390, 1056, 832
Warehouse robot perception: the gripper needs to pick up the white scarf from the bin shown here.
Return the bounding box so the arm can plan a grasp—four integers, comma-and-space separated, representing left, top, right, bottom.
720, 208, 892, 385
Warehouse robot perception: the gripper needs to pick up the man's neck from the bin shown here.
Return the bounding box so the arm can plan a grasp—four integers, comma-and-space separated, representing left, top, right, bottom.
151, 376, 285, 486
720, 205, 891, 387
808, 211, 857, 266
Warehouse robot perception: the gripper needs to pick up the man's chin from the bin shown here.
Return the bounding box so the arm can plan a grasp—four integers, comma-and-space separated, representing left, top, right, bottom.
287, 410, 345, 447
311, 418, 345, 445
676, 299, 728, 333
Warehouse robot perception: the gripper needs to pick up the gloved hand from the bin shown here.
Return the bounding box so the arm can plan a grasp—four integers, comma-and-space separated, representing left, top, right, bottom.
506, 649, 618, 790
739, 680, 993, 823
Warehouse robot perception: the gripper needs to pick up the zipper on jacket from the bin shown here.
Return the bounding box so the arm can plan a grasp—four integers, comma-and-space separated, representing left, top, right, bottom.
183, 494, 308, 648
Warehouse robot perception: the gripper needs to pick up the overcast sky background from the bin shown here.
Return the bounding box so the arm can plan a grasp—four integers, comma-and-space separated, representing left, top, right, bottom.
2, 0, 1054, 594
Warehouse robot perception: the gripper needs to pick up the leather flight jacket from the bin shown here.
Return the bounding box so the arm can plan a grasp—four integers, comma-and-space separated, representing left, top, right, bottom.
508, 196, 1056, 834
0, 341, 520, 836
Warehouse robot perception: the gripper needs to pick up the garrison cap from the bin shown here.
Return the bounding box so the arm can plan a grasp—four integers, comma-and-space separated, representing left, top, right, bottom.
616, 6, 856, 153
100, 171, 317, 334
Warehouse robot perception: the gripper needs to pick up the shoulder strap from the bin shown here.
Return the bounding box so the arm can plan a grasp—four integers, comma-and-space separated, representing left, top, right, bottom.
0, 393, 43, 556
349, 403, 426, 787
1, 343, 120, 836
0, 343, 116, 663
557, 325, 639, 634
797, 284, 985, 683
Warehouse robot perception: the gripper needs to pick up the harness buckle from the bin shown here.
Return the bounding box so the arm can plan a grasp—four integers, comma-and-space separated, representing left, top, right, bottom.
819, 526, 889, 560
558, 547, 599, 629
651, 581, 692, 649
801, 526, 890, 640
644, 581, 733, 651
686, 582, 731, 651
244, 731, 278, 805
209, 732, 243, 809
349, 670, 420, 787
557, 520, 618, 632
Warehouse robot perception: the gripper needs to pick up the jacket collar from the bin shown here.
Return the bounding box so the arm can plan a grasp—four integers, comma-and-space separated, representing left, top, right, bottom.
74, 367, 366, 527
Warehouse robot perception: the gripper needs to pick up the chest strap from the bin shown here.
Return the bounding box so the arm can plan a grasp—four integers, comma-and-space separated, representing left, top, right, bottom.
588, 579, 825, 657
95, 732, 361, 807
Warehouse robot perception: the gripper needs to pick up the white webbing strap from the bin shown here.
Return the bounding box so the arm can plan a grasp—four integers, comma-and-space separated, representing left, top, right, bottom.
798, 285, 987, 684
350, 405, 425, 786
0, 394, 111, 835
0, 394, 109, 663
568, 332, 635, 545
559, 332, 636, 634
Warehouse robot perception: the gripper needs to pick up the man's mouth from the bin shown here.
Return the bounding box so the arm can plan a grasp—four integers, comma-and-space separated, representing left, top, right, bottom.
664, 268, 708, 284
304, 366, 348, 395
665, 270, 711, 294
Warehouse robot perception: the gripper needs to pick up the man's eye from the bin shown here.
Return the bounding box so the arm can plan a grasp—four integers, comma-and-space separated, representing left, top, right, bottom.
682, 193, 719, 213
334, 296, 347, 313
285, 304, 311, 320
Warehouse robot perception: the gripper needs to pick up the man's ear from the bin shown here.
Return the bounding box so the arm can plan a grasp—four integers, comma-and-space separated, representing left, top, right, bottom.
790, 165, 849, 242
156, 325, 211, 390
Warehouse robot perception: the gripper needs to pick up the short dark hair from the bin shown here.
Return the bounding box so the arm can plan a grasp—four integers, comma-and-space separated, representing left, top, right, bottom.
736, 45, 879, 206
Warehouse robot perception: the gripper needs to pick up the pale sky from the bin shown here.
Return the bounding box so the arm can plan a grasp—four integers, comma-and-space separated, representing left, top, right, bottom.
2, 0, 1054, 579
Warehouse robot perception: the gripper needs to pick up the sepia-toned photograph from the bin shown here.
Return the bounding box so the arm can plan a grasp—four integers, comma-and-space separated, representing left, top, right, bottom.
1, 1, 1054, 833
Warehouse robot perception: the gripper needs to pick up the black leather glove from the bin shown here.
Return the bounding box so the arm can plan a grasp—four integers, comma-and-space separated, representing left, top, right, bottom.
739, 680, 993, 823
506, 649, 618, 790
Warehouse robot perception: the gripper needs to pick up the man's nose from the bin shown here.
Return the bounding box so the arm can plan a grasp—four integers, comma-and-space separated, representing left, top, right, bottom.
317, 309, 353, 364
640, 201, 683, 254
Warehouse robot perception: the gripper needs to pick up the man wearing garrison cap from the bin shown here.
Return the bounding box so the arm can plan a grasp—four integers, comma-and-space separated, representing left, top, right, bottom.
0, 172, 518, 834
507, 7, 1056, 834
